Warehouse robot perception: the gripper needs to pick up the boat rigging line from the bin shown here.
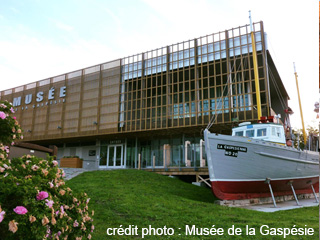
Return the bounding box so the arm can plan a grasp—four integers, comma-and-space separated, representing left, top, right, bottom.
206, 54, 248, 130
207, 10, 260, 131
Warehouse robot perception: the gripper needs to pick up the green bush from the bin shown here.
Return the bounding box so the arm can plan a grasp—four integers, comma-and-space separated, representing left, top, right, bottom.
0, 100, 94, 239
0, 155, 94, 239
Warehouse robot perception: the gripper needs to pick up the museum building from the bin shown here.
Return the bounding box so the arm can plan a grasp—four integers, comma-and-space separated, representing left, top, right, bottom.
0, 21, 289, 170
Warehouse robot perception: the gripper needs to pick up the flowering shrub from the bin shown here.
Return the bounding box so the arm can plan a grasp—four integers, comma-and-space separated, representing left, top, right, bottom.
0, 100, 94, 239
0, 100, 23, 147
0, 155, 94, 239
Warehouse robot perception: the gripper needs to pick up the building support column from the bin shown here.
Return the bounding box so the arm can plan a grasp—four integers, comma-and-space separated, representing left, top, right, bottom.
181, 133, 185, 170
134, 136, 138, 168
124, 138, 127, 168
96, 139, 100, 169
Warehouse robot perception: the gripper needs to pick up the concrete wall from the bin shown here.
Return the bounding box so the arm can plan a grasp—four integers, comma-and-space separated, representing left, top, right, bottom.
9, 146, 49, 159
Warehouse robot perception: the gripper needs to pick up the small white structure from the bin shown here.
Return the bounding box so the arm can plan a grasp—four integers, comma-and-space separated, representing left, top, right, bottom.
232, 122, 286, 145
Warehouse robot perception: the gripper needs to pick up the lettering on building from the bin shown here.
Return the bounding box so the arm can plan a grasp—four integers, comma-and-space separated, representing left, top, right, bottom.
13, 86, 67, 111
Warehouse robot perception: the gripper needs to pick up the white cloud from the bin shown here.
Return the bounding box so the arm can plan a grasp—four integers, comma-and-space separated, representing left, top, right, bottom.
103, 7, 122, 33
49, 19, 74, 32
0, 36, 119, 90
10, 7, 20, 14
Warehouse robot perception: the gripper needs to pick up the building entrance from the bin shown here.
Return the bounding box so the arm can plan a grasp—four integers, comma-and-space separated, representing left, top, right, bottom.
107, 144, 124, 168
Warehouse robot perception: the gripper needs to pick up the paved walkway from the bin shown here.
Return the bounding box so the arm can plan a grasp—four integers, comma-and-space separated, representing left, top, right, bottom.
61, 168, 90, 180
241, 198, 319, 212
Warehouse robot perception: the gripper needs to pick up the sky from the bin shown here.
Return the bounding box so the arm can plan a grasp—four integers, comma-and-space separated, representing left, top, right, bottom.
0, 0, 318, 129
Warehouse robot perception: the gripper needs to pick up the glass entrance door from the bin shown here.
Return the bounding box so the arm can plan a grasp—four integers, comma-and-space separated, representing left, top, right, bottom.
107, 144, 124, 168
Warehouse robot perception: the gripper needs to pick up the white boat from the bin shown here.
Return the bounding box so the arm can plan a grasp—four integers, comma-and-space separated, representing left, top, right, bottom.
203, 12, 319, 202
204, 120, 319, 200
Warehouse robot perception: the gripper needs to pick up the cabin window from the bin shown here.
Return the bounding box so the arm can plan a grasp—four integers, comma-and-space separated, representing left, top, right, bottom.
257, 128, 267, 137
235, 131, 244, 136
271, 127, 281, 137
245, 129, 254, 137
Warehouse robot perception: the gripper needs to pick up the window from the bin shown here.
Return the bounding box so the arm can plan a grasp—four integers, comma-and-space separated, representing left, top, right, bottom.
271, 127, 281, 137
257, 128, 267, 137
245, 130, 254, 137
235, 131, 243, 136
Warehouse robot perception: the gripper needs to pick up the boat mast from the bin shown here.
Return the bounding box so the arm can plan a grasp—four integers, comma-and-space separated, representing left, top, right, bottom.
293, 63, 307, 145
249, 11, 262, 119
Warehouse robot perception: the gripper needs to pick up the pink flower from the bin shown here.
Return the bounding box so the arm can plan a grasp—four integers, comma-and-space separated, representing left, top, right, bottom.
31, 165, 39, 171
45, 199, 54, 208
13, 117, 16, 120
48, 182, 54, 188
10, 107, 14, 113
36, 191, 49, 201
0, 211, 5, 222
0, 111, 6, 120
52, 160, 58, 166
73, 220, 79, 227
60, 205, 65, 215
13, 206, 28, 215
8, 220, 18, 233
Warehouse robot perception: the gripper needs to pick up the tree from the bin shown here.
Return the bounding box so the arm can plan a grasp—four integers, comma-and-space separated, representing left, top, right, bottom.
292, 126, 319, 151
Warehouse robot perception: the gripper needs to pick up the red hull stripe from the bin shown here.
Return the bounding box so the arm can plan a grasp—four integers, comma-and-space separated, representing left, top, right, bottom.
211, 177, 319, 200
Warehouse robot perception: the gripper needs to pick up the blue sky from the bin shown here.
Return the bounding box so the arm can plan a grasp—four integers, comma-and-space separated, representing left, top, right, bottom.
0, 0, 318, 129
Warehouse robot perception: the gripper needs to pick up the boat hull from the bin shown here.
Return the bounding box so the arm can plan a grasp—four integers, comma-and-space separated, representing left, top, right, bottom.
204, 130, 319, 200
211, 177, 319, 200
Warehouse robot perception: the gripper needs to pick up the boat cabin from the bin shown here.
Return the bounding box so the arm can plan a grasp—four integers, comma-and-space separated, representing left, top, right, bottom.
232, 122, 286, 144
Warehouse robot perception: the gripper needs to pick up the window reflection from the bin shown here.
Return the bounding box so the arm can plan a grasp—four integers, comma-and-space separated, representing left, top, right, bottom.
119, 24, 264, 130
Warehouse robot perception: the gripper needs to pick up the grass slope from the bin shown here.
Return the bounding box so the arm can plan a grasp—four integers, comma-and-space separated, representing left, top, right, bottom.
67, 170, 319, 240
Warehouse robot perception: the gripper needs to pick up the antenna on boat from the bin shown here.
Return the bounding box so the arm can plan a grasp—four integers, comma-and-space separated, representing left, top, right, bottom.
293, 63, 307, 146
249, 10, 262, 120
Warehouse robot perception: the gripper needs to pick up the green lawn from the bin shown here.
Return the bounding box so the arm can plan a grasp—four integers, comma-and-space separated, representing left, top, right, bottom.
66, 170, 319, 240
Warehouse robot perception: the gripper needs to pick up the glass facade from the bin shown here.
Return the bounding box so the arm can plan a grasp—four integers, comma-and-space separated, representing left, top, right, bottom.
123, 135, 203, 169
119, 22, 269, 133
